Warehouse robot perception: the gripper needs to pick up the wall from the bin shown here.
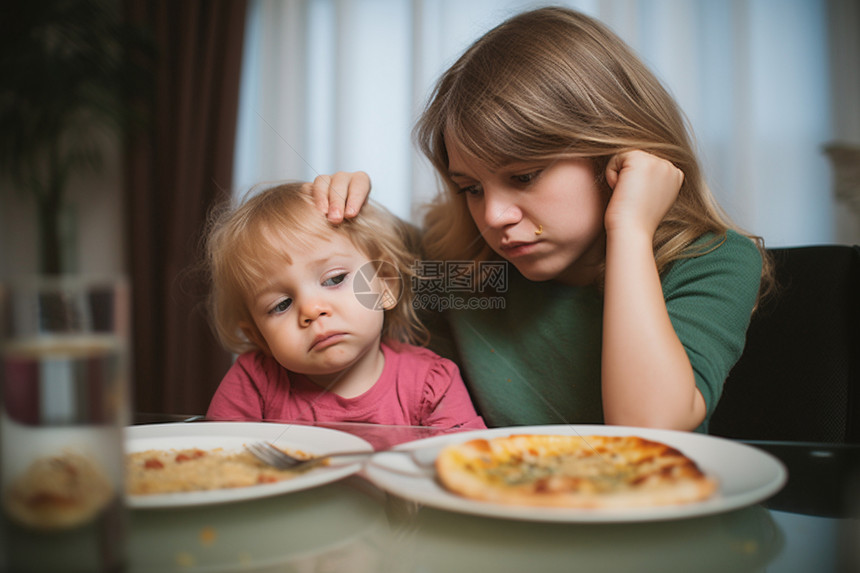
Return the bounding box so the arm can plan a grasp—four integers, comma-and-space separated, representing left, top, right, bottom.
0, 137, 125, 279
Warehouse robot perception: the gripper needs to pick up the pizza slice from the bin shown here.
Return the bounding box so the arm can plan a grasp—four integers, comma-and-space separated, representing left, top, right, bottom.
435, 434, 718, 508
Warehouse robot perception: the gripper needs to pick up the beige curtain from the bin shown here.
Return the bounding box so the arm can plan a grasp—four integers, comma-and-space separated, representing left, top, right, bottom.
238, 0, 835, 246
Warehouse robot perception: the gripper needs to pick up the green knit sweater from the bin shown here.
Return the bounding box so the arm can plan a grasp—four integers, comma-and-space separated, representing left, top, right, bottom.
426, 231, 763, 433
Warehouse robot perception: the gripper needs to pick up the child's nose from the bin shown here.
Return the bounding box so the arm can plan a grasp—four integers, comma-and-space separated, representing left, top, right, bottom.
299, 299, 330, 324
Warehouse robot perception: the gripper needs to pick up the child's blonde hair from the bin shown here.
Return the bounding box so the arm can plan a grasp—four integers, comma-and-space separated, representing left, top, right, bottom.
205, 182, 427, 354
416, 7, 773, 294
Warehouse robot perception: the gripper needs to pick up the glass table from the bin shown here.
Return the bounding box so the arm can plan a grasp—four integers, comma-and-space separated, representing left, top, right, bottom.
5, 417, 859, 573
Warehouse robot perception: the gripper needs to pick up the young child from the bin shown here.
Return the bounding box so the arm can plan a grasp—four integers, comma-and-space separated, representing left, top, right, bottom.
204, 182, 484, 429
311, 7, 774, 433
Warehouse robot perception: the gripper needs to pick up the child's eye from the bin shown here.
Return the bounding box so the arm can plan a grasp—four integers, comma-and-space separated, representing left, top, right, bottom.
322, 273, 348, 287
512, 171, 540, 185
269, 298, 293, 315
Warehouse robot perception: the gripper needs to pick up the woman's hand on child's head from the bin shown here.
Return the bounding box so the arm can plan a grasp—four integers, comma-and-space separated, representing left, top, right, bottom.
310, 171, 372, 223
603, 150, 684, 239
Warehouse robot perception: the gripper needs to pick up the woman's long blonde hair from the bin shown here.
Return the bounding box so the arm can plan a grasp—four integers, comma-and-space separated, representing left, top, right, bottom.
205, 182, 427, 355
416, 6, 772, 293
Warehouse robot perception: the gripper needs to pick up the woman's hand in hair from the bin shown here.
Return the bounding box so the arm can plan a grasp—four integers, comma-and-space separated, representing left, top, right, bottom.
309, 171, 372, 223
602, 151, 684, 240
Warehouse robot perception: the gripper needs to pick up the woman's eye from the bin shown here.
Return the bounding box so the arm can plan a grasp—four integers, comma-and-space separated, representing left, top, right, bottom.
269, 298, 292, 314
322, 273, 348, 287
456, 184, 482, 196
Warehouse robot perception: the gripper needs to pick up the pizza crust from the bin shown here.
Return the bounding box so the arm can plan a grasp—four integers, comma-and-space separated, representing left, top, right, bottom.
435, 434, 718, 508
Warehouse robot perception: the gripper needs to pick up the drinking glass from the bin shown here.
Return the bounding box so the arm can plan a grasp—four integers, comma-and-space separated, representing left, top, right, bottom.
0, 276, 130, 573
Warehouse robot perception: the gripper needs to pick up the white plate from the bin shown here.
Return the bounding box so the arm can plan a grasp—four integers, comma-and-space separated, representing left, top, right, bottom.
365, 424, 787, 523
125, 422, 372, 508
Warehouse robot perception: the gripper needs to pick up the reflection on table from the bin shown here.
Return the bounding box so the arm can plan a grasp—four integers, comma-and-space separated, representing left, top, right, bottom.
130, 477, 787, 573
6, 416, 860, 573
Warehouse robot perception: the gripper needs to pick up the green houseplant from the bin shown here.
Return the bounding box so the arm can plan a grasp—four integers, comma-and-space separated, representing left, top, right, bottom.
0, 0, 153, 274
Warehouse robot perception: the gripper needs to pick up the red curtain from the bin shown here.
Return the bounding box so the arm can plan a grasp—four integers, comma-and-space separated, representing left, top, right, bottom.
124, 0, 247, 415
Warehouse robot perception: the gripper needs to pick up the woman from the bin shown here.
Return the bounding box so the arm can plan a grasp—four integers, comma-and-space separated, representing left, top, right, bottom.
310, 7, 772, 432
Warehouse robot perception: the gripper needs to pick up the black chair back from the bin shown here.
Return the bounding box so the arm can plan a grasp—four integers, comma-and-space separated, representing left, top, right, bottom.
709, 245, 860, 443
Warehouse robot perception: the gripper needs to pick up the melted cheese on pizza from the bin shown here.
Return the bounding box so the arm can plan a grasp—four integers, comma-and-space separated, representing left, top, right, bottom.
436, 434, 717, 508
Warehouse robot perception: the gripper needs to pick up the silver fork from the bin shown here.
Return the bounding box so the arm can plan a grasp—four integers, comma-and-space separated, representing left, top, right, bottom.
245, 441, 438, 473
245, 441, 374, 471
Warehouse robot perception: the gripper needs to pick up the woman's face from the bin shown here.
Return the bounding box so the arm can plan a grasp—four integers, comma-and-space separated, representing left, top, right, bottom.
445, 135, 609, 286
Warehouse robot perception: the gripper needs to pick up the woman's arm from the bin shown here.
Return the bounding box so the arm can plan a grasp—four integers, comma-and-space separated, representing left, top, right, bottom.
600, 151, 706, 431
309, 171, 372, 222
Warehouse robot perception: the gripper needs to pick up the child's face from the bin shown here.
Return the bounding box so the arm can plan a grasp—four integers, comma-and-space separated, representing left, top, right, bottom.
446, 135, 609, 286
242, 231, 387, 378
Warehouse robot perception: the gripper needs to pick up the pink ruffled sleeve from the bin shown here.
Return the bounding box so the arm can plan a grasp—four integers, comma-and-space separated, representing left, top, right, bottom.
419, 357, 486, 429
206, 352, 269, 421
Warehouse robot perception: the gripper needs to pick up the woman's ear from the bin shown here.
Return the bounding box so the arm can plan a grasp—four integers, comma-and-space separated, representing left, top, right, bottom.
240, 321, 271, 354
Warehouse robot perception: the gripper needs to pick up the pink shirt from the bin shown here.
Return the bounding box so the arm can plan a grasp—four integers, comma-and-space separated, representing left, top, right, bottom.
207, 343, 485, 429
